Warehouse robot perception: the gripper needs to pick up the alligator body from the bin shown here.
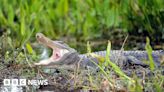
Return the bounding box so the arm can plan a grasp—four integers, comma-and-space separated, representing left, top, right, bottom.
78, 50, 164, 68
34, 33, 164, 70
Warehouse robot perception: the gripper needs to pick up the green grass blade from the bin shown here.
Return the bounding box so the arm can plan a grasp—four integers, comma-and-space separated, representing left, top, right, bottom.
87, 41, 92, 53
86, 41, 113, 83
105, 41, 134, 83
145, 37, 155, 71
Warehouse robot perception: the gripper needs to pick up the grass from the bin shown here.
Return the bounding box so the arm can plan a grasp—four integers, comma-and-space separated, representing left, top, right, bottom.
145, 37, 155, 71
0, 33, 164, 91
84, 39, 163, 91
0, 0, 163, 50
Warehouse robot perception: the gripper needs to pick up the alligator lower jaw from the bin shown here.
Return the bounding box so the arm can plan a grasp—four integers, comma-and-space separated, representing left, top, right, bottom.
34, 58, 54, 66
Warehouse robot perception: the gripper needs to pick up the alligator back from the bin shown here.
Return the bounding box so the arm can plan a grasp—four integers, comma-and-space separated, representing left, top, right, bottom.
78, 50, 164, 67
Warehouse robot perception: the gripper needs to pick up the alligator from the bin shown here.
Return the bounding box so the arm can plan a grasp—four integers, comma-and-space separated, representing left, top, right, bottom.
34, 33, 164, 71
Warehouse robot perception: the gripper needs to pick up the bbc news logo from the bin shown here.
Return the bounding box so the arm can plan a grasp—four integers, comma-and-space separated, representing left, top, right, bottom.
3, 79, 48, 86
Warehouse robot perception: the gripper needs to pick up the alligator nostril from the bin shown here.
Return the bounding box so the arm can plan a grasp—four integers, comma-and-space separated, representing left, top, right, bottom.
36, 35, 39, 38
36, 33, 44, 39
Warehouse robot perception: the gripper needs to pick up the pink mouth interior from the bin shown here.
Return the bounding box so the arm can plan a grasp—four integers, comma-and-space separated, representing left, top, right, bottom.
51, 48, 61, 60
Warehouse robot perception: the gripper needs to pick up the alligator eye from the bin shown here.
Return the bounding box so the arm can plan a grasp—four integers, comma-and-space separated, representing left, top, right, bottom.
36, 34, 39, 38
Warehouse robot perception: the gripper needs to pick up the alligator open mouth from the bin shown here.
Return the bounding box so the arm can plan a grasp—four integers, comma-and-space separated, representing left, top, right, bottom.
34, 33, 69, 66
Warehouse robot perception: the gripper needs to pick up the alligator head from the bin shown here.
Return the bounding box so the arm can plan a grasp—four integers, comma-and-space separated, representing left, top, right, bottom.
34, 33, 80, 66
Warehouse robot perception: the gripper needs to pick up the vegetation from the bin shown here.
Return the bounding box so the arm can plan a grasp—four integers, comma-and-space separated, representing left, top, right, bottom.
0, 0, 163, 91
0, 0, 163, 50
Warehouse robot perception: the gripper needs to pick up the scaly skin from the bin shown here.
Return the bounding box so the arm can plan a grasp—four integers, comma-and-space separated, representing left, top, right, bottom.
34, 33, 164, 69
